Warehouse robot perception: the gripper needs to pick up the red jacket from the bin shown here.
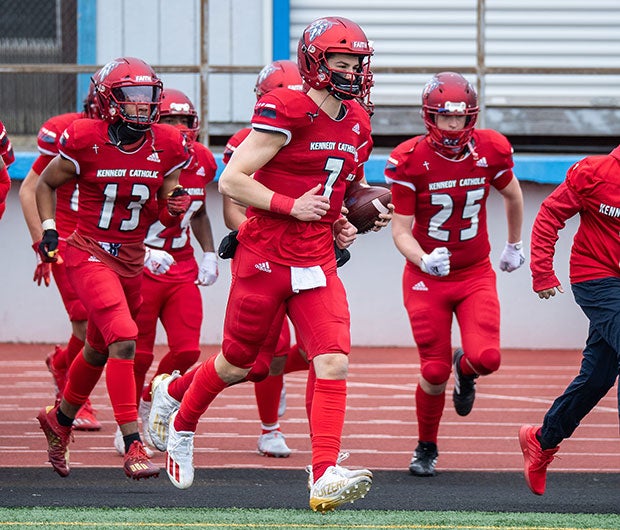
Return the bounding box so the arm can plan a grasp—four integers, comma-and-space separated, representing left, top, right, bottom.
530, 146, 620, 291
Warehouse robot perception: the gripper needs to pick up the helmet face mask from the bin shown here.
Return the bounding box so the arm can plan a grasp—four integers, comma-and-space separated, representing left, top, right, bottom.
159, 88, 199, 143
94, 57, 163, 127
297, 17, 373, 100
422, 72, 479, 156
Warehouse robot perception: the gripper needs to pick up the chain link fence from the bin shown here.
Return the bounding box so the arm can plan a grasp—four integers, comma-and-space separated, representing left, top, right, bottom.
0, 0, 77, 134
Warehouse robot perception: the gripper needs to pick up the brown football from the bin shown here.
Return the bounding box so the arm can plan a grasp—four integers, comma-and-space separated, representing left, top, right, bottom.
344, 183, 392, 234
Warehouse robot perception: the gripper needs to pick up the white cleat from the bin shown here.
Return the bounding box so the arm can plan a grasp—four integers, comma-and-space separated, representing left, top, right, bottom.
257, 430, 291, 458
114, 426, 124, 456
139, 398, 155, 449
309, 465, 372, 512
166, 410, 195, 490
306, 451, 372, 490
148, 371, 181, 452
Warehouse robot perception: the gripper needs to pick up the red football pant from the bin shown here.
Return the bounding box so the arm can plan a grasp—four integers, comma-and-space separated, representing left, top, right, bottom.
65, 245, 142, 352
134, 271, 203, 403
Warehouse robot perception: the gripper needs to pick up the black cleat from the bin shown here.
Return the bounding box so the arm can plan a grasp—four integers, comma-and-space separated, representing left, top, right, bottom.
452, 348, 478, 416
408, 441, 438, 477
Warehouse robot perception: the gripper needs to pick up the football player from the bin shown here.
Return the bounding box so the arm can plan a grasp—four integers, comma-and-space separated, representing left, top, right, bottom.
19, 79, 102, 431
385, 71, 525, 477
0, 119, 15, 220
125, 88, 218, 455
149, 17, 375, 511
35, 56, 191, 481
223, 59, 308, 459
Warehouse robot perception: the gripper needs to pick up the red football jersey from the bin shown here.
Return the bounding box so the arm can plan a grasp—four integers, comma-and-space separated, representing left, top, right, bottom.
143, 141, 217, 282
385, 130, 514, 271
59, 119, 189, 275
223, 127, 251, 164
33, 112, 83, 237
0, 119, 15, 167
239, 88, 372, 267
530, 146, 620, 290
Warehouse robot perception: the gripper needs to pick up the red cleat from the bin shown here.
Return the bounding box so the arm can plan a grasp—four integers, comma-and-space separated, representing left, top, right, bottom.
123, 440, 160, 480
37, 404, 73, 477
73, 399, 102, 431
518, 424, 559, 495
45, 345, 67, 400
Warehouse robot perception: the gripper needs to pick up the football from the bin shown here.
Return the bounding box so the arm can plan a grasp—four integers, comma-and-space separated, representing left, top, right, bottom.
344, 183, 392, 234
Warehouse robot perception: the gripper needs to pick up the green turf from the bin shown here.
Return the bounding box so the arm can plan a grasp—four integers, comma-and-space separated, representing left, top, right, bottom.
1, 508, 620, 530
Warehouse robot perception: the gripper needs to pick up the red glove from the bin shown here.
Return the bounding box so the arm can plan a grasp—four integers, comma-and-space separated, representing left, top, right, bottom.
166, 186, 191, 216
32, 241, 52, 287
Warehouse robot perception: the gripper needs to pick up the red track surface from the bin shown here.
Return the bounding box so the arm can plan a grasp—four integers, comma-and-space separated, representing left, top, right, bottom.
2, 343, 619, 473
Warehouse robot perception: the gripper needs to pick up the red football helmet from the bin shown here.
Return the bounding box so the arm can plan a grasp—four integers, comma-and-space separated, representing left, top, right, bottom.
254, 60, 304, 99
159, 88, 200, 143
93, 57, 163, 126
297, 17, 373, 100
83, 68, 102, 119
422, 72, 479, 156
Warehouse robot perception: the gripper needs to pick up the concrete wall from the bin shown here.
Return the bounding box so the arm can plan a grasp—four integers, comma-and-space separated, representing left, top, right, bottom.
0, 179, 586, 349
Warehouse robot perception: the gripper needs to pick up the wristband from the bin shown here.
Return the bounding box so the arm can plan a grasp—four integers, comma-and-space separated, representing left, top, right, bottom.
269, 193, 295, 216
42, 219, 57, 231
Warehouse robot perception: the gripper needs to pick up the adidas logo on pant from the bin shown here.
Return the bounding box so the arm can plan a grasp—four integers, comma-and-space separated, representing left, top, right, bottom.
255, 261, 272, 273
412, 280, 428, 291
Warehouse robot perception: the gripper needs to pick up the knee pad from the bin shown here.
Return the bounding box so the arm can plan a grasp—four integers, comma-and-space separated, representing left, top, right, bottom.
477, 348, 501, 375
421, 361, 451, 386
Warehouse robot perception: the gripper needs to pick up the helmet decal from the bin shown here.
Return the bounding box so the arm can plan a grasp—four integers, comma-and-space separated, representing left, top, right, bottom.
306, 19, 333, 43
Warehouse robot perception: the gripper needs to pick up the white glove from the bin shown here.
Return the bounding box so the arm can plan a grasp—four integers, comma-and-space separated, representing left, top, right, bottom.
499, 241, 525, 272
420, 247, 451, 277
144, 248, 175, 275
196, 251, 218, 286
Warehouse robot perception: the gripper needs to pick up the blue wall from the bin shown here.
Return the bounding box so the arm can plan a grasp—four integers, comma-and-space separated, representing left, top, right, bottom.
8, 151, 579, 185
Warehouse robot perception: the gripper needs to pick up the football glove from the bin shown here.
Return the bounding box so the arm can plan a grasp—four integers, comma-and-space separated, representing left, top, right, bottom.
196, 251, 218, 286
32, 241, 52, 287
334, 241, 351, 268
38, 229, 60, 263
144, 248, 175, 275
420, 247, 451, 277
166, 185, 191, 216
499, 241, 525, 272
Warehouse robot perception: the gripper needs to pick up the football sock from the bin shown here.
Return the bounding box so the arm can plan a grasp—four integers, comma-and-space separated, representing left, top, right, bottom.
62, 353, 104, 408
310, 378, 346, 482
415, 384, 445, 443
168, 365, 199, 402
254, 373, 283, 426
106, 358, 138, 425
56, 408, 74, 427
261, 422, 280, 434
174, 355, 227, 432
65, 334, 85, 365
123, 432, 141, 453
